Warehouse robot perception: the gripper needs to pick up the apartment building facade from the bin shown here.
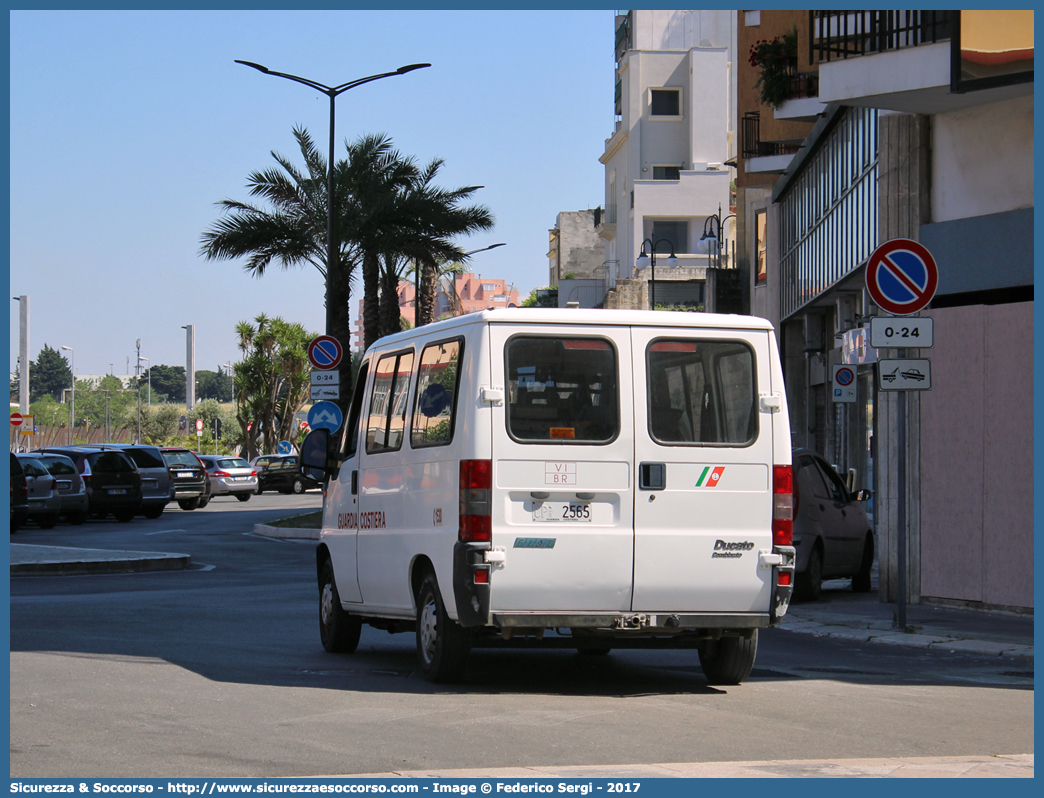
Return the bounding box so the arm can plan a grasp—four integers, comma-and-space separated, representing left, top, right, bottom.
599, 10, 740, 313
738, 10, 1033, 612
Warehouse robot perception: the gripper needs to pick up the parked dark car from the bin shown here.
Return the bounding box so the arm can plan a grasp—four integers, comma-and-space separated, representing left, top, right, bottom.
80, 444, 171, 518
34, 452, 89, 525
256, 455, 320, 495
792, 448, 875, 601
33, 447, 143, 522
159, 447, 208, 510
10, 452, 30, 532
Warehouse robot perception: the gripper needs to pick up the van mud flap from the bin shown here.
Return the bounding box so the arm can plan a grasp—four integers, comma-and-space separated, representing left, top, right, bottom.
452, 542, 490, 627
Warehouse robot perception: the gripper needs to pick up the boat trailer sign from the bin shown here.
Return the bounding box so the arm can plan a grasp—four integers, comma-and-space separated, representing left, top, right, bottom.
878, 359, 932, 391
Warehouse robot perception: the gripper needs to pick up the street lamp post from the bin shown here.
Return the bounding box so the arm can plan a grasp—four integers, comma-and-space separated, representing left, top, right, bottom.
235, 59, 430, 340
635, 239, 679, 310
433, 243, 506, 318
222, 363, 233, 404
700, 203, 737, 270
60, 346, 74, 444
138, 357, 150, 409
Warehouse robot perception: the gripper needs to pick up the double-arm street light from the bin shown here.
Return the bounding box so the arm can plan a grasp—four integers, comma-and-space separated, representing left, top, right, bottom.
235, 60, 431, 338
636, 239, 678, 310
60, 346, 74, 444
700, 203, 737, 270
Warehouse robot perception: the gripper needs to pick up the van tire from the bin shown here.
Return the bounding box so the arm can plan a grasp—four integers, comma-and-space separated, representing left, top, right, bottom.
319, 561, 361, 653
852, 534, 874, 593
797, 546, 823, 601
416, 572, 472, 683
698, 631, 758, 685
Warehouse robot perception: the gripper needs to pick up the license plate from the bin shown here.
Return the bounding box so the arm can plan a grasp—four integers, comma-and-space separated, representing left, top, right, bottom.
532, 502, 591, 522
108, 489, 127, 495
177, 471, 193, 478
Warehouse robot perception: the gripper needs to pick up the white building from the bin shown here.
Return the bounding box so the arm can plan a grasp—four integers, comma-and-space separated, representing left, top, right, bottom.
599, 10, 739, 311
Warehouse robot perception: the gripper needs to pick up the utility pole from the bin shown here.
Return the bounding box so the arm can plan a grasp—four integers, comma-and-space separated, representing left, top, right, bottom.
183, 325, 196, 412
13, 295, 29, 415
136, 338, 142, 444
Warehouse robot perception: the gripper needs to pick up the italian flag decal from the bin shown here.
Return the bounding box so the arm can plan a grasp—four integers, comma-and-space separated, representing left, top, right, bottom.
696, 466, 726, 487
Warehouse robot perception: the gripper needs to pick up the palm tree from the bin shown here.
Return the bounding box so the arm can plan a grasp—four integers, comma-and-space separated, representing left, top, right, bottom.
200, 127, 357, 395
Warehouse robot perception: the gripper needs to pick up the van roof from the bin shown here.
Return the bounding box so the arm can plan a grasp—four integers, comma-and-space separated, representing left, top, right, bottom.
368, 308, 775, 351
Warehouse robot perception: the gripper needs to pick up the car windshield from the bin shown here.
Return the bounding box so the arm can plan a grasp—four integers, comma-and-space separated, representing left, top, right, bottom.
218, 458, 249, 468
163, 451, 200, 467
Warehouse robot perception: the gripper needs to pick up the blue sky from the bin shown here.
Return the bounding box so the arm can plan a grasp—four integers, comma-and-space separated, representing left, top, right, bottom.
9, 9, 614, 377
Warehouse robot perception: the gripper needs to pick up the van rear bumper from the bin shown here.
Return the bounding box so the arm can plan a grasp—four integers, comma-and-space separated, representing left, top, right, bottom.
490, 613, 773, 630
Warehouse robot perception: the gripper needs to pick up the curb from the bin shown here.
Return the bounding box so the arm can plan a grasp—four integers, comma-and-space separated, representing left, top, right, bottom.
252, 523, 320, 540
10, 545, 190, 576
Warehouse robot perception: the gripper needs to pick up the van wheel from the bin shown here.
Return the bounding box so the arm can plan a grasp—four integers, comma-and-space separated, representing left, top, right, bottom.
797, 546, 823, 601
698, 631, 758, 685
178, 497, 200, 511
319, 561, 361, 653
292, 478, 305, 495
416, 572, 472, 683
852, 534, 874, 593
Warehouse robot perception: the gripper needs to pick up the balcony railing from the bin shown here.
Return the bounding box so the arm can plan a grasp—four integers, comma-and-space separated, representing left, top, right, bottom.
597, 204, 617, 226
810, 10, 954, 63
741, 112, 802, 160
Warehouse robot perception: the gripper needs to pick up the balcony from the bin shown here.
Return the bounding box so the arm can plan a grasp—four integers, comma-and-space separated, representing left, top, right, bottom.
741, 112, 802, 174
811, 10, 1033, 114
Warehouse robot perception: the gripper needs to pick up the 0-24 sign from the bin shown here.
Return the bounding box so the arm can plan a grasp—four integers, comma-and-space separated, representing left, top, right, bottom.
870, 316, 933, 348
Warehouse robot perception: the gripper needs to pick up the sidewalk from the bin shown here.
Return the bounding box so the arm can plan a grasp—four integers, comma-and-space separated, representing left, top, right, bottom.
9, 543, 190, 575
776, 574, 1033, 660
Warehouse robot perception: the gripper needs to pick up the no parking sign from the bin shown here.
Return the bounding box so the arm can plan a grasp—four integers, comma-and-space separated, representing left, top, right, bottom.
865, 239, 938, 316
832, 365, 857, 403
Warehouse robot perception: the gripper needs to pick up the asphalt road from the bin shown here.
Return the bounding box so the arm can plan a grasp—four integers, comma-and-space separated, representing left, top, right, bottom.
9, 494, 1034, 778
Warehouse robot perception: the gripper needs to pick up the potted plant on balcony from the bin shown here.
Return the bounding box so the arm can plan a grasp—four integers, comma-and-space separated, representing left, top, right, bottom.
749, 29, 798, 109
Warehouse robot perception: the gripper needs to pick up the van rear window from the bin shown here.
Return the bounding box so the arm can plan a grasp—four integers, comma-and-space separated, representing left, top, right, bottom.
506, 336, 618, 443
647, 339, 757, 446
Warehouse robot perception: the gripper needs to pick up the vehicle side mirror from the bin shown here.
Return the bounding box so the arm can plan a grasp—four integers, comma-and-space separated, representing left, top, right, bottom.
300, 429, 336, 481
855, 488, 873, 501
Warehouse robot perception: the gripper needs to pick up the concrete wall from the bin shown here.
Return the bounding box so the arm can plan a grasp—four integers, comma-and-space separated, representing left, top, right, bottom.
919, 302, 1033, 609
554, 211, 605, 281
932, 95, 1033, 222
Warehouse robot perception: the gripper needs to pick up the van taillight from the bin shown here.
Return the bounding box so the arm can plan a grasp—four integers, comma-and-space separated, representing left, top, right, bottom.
459, 459, 492, 543
772, 464, 793, 546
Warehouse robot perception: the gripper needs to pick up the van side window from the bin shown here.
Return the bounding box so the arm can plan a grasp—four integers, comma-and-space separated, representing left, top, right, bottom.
647, 339, 757, 446
342, 362, 370, 458
366, 351, 415, 454
506, 336, 619, 443
411, 338, 463, 448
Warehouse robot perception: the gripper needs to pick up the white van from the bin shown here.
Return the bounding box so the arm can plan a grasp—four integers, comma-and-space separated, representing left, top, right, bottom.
300, 309, 795, 684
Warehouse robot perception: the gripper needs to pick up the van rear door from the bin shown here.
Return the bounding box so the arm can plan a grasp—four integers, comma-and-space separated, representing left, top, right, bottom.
488, 324, 635, 612
630, 327, 775, 613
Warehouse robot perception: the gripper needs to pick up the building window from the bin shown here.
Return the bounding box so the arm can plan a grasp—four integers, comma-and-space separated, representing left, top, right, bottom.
650, 88, 681, 116
755, 210, 767, 285
651, 220, 688, 254
652, 165, 681, 180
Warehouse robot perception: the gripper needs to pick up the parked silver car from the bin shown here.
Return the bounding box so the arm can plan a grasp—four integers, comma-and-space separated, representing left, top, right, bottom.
14, 454, 61, 529
196, 455, 258, 501
792, 448, 874, 601
34, 452, 88, 525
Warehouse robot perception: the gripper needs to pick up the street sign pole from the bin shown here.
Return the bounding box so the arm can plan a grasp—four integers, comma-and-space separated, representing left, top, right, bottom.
896, 351, 907, 631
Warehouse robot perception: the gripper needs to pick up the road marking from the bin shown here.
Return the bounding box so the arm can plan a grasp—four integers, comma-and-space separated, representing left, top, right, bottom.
145, 528, 187, 536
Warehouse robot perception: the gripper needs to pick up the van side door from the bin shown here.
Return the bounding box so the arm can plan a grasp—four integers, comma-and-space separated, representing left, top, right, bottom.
631, 328, 776, 613
323, 361, 370, 604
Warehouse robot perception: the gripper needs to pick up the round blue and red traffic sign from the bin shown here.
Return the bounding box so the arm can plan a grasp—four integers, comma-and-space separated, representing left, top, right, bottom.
307, 335, 343, 370
865, 239, 938, 316
835, 367, 855, 386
